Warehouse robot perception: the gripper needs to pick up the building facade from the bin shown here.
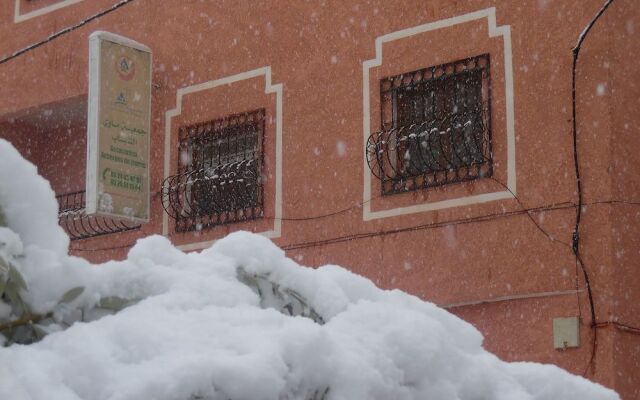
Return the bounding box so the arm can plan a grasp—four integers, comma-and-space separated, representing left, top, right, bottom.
0, 0, 638, 398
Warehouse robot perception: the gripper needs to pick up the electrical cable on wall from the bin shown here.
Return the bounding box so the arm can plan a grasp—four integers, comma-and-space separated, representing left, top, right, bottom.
71, 201, 576, 252
0, 0, 137, 66
570, 0, 616, 375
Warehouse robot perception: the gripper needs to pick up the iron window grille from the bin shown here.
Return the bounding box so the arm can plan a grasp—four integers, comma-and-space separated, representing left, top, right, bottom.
162, 109, 264, 232
56, 191, 140, 240
367, 54, 492, 195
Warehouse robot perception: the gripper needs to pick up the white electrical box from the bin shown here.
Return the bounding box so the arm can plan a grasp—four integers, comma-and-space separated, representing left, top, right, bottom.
553, 317, 580, 349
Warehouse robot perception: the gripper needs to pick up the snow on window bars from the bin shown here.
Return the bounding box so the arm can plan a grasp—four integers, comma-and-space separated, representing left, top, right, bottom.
162, 109, 264, 232
56, 190, 140, 240
367, 54, 493, 195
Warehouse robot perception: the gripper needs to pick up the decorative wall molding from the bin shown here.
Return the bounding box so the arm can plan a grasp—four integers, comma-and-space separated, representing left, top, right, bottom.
14, 0, 84, 23
163, 67, 283, 251
362, 7, 517, 221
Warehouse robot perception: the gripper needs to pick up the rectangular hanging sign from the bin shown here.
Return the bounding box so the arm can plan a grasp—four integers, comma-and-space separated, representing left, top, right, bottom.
86, 31, 152, 222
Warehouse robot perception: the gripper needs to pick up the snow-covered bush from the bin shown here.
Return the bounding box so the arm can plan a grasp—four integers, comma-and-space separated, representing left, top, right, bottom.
0, 139, 620, 399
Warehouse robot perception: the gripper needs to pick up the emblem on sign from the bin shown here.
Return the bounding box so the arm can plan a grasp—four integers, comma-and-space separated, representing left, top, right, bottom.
116, 92, 127, 105
115, 56, 136, 81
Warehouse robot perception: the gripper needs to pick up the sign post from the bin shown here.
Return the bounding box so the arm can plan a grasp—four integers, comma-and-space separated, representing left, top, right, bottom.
86, 31, 152, 222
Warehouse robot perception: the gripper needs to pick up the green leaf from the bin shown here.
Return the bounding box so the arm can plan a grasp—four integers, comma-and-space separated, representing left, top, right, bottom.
97, 296, 137, 311
8, 264, 27, 292
4, 282, 21, 309
1, 326, 15, 344
58, 286, 84, 305
0, 276, 6, 299
0, 256, 9, 276
31, 324, 48, 341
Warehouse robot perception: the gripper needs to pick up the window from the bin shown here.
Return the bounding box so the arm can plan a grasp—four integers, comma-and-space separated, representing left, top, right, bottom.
367, 54, 492, 195
164, 109, 264, 232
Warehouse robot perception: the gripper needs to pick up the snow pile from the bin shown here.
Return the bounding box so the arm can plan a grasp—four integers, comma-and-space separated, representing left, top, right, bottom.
0, 139, 620, 400
0, 140, 69, 257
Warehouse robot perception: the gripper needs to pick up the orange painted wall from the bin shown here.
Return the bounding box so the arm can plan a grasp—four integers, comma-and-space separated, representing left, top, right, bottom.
0, 1, 638, 398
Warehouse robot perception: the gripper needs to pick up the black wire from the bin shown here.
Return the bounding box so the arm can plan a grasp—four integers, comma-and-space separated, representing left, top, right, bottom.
573, 0, 616, 241
0, 0, 137, 66
70, 201, 575, 252
571, 0, 616, 376
596, 321, 640, 335
282, 202, 575, 251
76, 191, 640, 254
489, 176, 573, 248
584, 199, 640, 206
268, 194, 378, 222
